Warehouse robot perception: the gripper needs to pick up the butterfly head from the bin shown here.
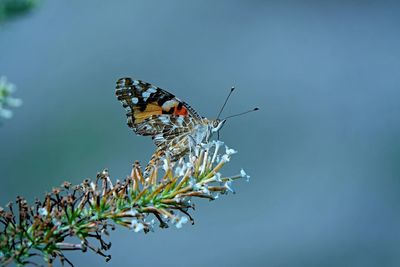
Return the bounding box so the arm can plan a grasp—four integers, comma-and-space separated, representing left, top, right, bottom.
210, 118, 226, 133
203, 118, 226, 141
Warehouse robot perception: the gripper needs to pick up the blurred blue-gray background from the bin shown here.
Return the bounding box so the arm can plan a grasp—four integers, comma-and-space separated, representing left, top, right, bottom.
1, 1, 400, 266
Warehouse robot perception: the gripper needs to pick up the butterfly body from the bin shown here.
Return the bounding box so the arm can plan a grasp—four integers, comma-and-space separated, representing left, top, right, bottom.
115, 77, 224, 166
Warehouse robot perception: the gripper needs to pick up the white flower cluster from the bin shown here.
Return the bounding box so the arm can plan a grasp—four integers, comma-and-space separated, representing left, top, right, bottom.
195, 140, 246, 195
0, 76, 22, 119
129, 140, 250, 233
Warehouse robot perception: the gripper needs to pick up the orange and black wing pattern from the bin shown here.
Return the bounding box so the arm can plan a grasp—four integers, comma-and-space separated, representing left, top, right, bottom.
115, 77, 201, 136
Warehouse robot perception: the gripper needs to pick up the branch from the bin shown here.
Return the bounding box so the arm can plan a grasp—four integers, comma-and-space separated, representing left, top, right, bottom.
0, 141, 250, 266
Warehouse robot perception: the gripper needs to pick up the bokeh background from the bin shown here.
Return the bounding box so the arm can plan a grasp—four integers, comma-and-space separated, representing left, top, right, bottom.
1, 1, 400, 266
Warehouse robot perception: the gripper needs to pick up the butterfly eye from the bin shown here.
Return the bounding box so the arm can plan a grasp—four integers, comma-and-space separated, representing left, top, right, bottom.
213, 120, 219, 128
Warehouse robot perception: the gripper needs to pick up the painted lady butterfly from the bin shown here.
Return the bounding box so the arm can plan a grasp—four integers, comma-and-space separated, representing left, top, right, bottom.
115, 77, 226, 174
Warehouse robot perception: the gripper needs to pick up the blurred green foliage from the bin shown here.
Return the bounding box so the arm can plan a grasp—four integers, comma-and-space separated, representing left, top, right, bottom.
0, 0, 39, 22
0, 76, 22, 119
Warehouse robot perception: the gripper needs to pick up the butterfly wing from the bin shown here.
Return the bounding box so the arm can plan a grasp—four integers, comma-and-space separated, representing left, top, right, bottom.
115, 77, 202, 156
148, 114, 198, 158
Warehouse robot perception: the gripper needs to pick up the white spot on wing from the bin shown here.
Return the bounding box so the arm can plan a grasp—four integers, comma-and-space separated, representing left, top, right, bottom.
147, 87, 157, 93
162, 100, 178, 110
132, 97, 138, 104
142, 91, 151, 98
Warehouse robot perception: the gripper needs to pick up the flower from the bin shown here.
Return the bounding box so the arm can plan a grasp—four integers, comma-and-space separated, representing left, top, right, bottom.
131, 220, 145, 232
52, 218, 61, 226
126, 209, 138, 216
225, 145, 237, 156
146, 219, 156, 232
0, 108, 12, 119
240, 169, 250, 182
211, 140, 224, 164
0, 76, 22, 120
200, 185, 210, 194
38, 207, 48, 216
162, 158, 169, 171
221, 154, 231, 162
214, 172, 222, 182
5, 97, 22, 108
174, 159, 191, 177
224, 180, 235, 193
175, 216, 188, 229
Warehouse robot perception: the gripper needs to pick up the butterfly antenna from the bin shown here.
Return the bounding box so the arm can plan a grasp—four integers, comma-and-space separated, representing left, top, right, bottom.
223, 107, 259, 120
216, 86, 235, 119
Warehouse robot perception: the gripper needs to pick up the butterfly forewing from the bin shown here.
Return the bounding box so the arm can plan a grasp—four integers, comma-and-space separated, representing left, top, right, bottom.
115, 77, 205, 159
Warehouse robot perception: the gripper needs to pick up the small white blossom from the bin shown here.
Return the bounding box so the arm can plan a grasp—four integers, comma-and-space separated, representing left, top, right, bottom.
225, 145, 237, 156
6, 97, 22, 107
212, 140, 224, 149
0, 108, 12, 119
174, 165, 184, 176
175, 216, 188, 229
211, 140, 224, 164
174, 160, 190, 177
200, 186, 210, 194
52, 218, 61, 226
173, 196, 182, 203
221, 154, 231, 162
38, 208, 48, 216
190, 177, 200, 190
189, 155, 197, 166
214, 172, 222, 182
126, 209, 138, 216
0, 76, 15, 92
131, 220, 145, 232
224, 180, 235, 193
90, 182, 96, 192
0, 76, 21, 120
200, 141, 213, 151
186, 162, 193, 168
146, 219, 156, 232
162, 158, 169, 171
174, 196, 191, 205
240, 169, 250, 182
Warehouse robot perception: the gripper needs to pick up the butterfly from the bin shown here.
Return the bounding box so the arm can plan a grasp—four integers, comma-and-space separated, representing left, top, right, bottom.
115, 77, 226, 174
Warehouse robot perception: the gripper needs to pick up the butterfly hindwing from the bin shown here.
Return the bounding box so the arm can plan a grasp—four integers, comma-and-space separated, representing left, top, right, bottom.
146, 116, 191, 158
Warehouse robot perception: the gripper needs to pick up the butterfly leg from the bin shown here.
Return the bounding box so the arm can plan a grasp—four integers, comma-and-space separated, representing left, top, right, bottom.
144, 149, 165, 178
